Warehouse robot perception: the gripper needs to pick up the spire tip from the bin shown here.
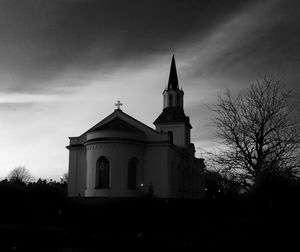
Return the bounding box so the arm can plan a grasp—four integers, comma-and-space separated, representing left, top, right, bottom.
167, 55, 179, 90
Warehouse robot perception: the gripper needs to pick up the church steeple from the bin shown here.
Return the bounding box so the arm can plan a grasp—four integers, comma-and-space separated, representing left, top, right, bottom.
154, 55, 192, 148
162, 55, 184, 109
167, 55, 179, 90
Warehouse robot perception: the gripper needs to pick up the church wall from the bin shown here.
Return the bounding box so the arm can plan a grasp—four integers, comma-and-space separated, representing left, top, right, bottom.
77, 148, 87, 197
166, 148, 192, 199
143, 145, 169, 198
194, 158, 205, 199
67, 149, 77, 197
68, 129, 204, 199
167, 148, 184, 199
67, 147, 86, 197
85, 141, 145, 197
87, 130, 144, 142
165, 147, 205, 199
157, 123, 187, 147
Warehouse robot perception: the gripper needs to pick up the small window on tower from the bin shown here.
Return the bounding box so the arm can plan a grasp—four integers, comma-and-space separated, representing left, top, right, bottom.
169, 94, 173, 107
177, 93, 180, 107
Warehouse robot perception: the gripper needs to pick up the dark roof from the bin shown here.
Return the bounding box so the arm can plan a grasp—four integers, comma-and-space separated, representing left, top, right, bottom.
153, 107, 192, 128
88, 117, 144, 133
167, 55, 179, 90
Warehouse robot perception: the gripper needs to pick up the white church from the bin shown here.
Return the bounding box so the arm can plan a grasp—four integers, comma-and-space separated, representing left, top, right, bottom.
67, 56, 205, 199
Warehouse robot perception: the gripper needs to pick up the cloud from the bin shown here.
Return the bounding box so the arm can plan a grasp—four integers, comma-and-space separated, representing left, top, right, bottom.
0, 0, 260, 94
187, 0, 300, 90
0, 102, 36, 112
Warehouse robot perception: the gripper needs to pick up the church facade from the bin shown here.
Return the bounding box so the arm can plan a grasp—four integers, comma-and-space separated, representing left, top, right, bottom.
67, 56, 205, 199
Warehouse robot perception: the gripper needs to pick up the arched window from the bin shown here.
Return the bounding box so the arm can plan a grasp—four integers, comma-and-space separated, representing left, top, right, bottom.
128, 158, 138, 189
96, 156, 110, 189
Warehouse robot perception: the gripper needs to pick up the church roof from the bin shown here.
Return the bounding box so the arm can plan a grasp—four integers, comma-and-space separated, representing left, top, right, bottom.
153, 107, 192, 128
76, 109, 172, 144
88, 117, 144, 133
167, 55, 179, 90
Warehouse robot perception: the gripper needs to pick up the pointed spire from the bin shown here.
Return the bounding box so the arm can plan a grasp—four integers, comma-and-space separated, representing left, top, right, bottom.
167, 55, 179, 90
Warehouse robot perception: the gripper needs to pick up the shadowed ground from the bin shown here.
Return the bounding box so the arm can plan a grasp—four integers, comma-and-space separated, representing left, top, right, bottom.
0, 182, 299, 251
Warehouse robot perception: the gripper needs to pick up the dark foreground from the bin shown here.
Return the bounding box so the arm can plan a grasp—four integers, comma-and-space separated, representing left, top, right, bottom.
0, 184, 299, 251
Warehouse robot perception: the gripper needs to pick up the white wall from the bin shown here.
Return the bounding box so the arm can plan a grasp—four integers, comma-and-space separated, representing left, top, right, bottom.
85, 141, 145, 197
156, 123, 188, 148
67, 147, 86, 197
67, 148, 77, 197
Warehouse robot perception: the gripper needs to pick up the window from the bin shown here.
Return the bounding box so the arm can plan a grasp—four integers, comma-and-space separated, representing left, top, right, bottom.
177, 93, 180, 107
96, 156, 110, 188
128, 158, 138, 189
169, 94, 173, 107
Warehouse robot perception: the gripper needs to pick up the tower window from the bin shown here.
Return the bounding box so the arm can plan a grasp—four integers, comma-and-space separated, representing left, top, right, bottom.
177, 93, 180, 107
96, 156, 110, 188
169, 94, 173, 107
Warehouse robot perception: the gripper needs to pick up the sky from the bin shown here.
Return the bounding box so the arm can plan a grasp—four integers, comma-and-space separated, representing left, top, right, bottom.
0, 0, 299, 181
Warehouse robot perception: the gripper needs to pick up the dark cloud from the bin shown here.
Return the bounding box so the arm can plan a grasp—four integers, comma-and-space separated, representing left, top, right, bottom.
0, 0, 259, 93
190, 0, 300, 91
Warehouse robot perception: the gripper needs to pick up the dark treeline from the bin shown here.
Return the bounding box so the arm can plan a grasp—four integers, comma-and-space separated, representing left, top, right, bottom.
0, 176, 299, 251
0, 179, 67, 225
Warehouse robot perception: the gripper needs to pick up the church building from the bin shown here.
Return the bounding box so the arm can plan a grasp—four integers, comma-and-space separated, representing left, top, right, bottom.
67, 56, 205, 199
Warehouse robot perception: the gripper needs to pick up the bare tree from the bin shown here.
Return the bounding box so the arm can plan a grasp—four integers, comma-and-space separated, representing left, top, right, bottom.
209, 75, 300, 191
7, 166, 34, 184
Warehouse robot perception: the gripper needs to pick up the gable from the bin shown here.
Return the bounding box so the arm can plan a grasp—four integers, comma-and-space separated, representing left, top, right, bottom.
88, 117, 144, 133
77, 109, 171, 143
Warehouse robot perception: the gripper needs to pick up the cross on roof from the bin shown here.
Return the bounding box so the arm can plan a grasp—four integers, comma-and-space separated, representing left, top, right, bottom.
115, 100, 123, 110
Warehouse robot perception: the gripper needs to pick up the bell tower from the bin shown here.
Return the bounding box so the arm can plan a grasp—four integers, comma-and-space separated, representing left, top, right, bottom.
163, 55, 184, 109
154, 55, 192, 148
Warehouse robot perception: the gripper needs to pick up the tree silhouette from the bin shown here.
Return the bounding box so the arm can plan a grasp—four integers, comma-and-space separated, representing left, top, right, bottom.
210, 75, 300, 191
7, 166, 33, 184
61, 172, 68, 184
